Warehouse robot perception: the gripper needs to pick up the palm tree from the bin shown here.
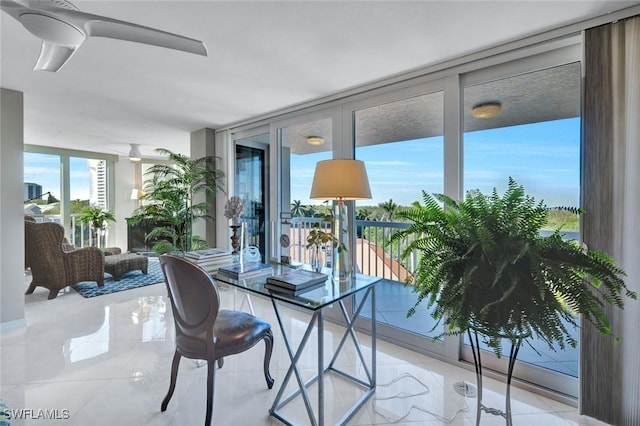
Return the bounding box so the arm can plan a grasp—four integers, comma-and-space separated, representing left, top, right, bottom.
378, 199, 398, 221
291, 200, 305, 217
129, 148, 225, 253
356, 207, 372, 220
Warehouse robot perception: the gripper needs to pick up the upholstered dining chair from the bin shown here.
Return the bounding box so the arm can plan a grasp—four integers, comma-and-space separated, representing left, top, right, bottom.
158, 254, 274, 426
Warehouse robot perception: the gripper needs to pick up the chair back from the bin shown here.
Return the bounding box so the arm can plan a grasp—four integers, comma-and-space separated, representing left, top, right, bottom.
25, 221, 68, 285
159, 255, 221, 341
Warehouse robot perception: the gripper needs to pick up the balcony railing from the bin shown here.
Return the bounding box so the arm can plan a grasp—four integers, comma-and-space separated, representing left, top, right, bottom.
290, 216, 418, 282
27, 214, 109, 248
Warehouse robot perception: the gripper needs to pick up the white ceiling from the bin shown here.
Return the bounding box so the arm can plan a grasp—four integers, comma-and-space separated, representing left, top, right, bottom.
2, 0, 638, 160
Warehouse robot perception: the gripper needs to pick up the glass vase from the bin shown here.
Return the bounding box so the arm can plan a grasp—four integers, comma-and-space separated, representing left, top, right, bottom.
309, 244, 325, 273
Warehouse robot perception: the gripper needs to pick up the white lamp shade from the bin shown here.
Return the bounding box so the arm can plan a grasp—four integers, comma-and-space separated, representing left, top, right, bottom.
130, 188, 146, 200
310, 159, 372, 200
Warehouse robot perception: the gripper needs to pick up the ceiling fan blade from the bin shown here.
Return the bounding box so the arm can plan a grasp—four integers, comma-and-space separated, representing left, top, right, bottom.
84, 15, 207, 57
33, 41, 77, 72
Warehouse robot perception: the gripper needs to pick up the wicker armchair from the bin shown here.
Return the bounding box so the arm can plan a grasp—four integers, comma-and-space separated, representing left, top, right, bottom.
25, 221, 105, 300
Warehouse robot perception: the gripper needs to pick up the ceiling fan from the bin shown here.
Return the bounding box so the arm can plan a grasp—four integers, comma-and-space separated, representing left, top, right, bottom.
0, 0, 208, 72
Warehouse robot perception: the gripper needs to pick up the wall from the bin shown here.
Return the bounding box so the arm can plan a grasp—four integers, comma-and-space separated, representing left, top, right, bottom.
0, 88, 26, 328
112, 158, 138, 251
190, 128, 218, 246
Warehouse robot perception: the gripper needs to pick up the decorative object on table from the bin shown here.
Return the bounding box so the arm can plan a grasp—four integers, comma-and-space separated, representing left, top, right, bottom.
265, 269, 328, 296
305, 220, 334, 273
128, 148, 225, 254
224, 195, 245, 255
217, 262, 273, 280
390, 177, 637, 425
184, 248, 233, 273
279, 211, 293, 264
78, 204, 116, 247
264, 280, 326, 297
309, 159, 372, 281
242, 245, 262, 262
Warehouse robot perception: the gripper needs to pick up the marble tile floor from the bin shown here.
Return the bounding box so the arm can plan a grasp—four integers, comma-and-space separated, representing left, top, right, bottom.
1, 278, 608, 425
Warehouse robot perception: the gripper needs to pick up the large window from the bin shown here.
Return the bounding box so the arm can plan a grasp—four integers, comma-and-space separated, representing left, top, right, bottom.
277, 116, 333, 265
353, 90, 446, 352
24, 147, 114, 246
229, 40, 583, 401
23, 152, 61, 220
461, 61, 581, 395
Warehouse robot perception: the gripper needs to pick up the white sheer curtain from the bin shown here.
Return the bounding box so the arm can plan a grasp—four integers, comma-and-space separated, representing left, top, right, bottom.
582, 15, 640, 424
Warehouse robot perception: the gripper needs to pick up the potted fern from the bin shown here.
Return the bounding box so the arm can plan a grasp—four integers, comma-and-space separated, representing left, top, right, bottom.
78, 205, 116, 247
390, 178, 636, 422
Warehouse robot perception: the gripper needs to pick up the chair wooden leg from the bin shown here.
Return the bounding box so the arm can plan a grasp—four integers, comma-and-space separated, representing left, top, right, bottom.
205, 360, 216, 426
47, 289, 59, 300
25, 283, 36, 295
217, 358, 224, 369
263, 331, 275, 389
161, 351, 181, 412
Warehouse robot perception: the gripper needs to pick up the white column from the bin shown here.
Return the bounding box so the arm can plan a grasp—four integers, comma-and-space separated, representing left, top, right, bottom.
190, 128, 218, 246
1, 88, 26, 328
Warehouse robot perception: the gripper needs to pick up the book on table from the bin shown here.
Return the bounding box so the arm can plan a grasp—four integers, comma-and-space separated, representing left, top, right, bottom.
264, 280, 326, 296
185, 248, 232, 261
266, 269, 328, 291
217, 262, 274, 279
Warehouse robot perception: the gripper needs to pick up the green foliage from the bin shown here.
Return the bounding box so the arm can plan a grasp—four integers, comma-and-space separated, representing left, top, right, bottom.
545, 209, 579, 231
291, 200, 305, 217
378, 198, 399, 220
305, 215, 347, 254
390, 177, 636, 355
129, 148, 225, 253
78, 205, 116, 229
70, 199, 90, 214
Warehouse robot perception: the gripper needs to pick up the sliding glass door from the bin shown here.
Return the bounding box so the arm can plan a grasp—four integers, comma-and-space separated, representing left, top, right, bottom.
461, 60, 581, 397
274, 113, 334, 266
350, 84, 449, 356
240, 39, 584, 400
234, 133, 269, 262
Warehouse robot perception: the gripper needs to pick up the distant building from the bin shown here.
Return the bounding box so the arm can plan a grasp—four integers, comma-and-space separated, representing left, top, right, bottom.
24, 182, 42, 201
88, 159, 107, 208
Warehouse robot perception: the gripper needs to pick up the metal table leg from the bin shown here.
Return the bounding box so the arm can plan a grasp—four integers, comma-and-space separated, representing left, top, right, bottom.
269, 286, 376, 426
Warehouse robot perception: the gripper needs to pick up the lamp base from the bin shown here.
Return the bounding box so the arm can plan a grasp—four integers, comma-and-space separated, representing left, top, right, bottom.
332, 202, 351, 281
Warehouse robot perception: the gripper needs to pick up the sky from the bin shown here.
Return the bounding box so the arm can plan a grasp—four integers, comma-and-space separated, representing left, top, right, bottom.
24, 117, 580, 209
291, 117, 580, 208
23, 154, 91, 200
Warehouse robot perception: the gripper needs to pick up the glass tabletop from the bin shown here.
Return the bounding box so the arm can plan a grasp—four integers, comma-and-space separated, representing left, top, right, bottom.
212, 264, 380, 311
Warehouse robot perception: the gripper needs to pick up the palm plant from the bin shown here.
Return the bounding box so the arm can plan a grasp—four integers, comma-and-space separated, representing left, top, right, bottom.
378, 198, 398, 221
78, 205, 116, 246
290, 200, 305, 217
390, 177, 636, 354
129, 148, 225, 253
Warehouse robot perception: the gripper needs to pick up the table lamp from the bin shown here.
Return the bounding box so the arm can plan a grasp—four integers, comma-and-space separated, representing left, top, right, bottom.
309, 159, 372, 280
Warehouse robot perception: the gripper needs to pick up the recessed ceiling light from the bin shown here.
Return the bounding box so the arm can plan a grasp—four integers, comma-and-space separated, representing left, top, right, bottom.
472, 102, 502, 119
307, 136, 325, 146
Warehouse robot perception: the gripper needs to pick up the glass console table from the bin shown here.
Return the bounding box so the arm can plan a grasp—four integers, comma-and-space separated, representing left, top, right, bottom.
213, 265, 380, 426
